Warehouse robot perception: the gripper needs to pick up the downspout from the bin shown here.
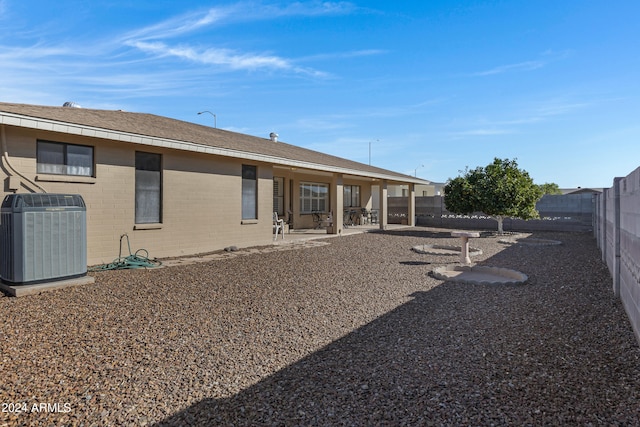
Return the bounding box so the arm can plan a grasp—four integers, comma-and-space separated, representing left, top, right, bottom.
1, 124, 47, 193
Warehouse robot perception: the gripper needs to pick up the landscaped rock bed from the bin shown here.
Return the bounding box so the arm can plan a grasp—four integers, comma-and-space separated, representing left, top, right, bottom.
1, 228, 639, 426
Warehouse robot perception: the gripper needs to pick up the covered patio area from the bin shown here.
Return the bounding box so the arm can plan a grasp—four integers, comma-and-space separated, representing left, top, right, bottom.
272, 165, 426, 241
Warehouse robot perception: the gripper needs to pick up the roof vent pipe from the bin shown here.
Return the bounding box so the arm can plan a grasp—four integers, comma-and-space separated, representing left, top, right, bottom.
62, 102, 82, 108
269, 132, 278, 142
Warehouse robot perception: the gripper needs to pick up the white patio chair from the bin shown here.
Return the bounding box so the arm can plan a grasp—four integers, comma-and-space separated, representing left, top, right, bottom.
273, 212, 285, 240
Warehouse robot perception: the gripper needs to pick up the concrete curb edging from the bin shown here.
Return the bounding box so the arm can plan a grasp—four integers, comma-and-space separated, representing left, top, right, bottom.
431, 264, 528, 285
412, 244, 482, 257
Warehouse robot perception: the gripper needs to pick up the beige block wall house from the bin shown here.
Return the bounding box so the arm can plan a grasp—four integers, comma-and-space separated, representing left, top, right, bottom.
0, 102, 429, 266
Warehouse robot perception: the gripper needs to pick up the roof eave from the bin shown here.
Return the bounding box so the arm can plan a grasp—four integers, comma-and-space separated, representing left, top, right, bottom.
0, 112, 427, 184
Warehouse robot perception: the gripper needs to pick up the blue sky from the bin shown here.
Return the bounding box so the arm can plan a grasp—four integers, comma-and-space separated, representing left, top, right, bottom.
1, 1, 638, 188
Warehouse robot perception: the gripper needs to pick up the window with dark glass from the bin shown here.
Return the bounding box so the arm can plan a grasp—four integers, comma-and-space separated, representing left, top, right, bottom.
135, 152, 162, 224
344, 185, 361, 207
242, 165, 257, 220
37, 140, 94, 176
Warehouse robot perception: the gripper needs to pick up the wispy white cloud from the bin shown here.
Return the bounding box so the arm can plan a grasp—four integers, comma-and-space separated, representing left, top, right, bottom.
462, 101, 589, 129
223, 1, 358, 21
122, 1, 358, 42
288, 98, 446, 133
0, 44, 72, 61
446, 97, 592, 139
294, 117, 353, 132
452, 128, 515, 136
471, 49, 572, 77
120, 2, 362, 76
128, 40, 328, 77
299, 49, 386, 62
473, 60, 544, 76
129, 41, 287, 68
0, 1, 365, 105
120, 8, 233, 42
534, 101, 590, 117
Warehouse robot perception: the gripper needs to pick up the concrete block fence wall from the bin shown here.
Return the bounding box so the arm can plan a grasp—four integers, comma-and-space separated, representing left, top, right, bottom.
594, 167, 640, 344
390, 193, 595, 232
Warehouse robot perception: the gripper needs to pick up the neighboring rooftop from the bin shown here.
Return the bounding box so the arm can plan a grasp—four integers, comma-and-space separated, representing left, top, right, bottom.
561, 188, 604, 195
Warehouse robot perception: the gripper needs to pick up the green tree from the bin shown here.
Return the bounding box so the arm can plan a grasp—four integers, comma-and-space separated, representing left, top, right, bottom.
444, 158, 543, 234
538, 182, 562, 195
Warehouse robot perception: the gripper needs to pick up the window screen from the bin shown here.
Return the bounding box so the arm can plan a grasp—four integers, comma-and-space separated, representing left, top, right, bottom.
242, 165, 257, 220
135, 152, 162, 224
37, 140, 94, 176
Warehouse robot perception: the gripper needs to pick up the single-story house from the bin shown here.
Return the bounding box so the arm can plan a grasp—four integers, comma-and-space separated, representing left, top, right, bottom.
0, 102, 429, 265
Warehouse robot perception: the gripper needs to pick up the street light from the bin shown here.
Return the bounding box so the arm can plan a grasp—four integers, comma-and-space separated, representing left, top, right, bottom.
197, 111, 216, 128
414, 164, 424, 177
369, 139, 378, 165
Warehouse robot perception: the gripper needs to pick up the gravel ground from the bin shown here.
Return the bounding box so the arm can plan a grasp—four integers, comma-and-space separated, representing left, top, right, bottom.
1, 227, 639, 426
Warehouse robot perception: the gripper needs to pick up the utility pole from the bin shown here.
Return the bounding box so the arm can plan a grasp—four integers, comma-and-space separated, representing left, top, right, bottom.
369, 139, 378, 165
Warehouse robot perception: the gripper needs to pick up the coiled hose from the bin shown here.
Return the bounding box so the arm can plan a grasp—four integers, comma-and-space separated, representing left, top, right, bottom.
89, 233, 162, 271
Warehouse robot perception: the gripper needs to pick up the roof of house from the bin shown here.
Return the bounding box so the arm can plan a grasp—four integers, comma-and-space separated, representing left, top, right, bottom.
0, 102, 427, 184
561, 187, 604, 195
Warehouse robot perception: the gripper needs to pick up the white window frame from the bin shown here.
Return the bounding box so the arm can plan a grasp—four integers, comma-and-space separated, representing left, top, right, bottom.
300, 182, 329, 213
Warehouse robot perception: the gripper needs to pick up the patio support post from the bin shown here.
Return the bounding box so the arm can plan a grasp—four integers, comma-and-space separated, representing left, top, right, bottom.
379, 180, 388, 230
284, 176, 292, 228
408, 182, 416, 226
329, 173, 344, 234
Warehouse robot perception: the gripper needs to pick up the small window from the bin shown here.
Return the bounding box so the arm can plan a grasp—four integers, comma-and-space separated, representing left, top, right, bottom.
135, 152, 162, 224
273, 176, 284, 216
344, 185, 360, 208
37, 140, 94, 176
242, 165, 257, 220
300, 182, 328, 213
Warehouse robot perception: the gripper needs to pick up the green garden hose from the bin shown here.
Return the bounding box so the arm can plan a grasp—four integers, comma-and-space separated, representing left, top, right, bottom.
89, 233, 162, 271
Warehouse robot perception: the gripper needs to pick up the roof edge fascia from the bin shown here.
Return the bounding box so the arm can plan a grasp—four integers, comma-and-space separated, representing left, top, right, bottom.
0, 112, 428, 185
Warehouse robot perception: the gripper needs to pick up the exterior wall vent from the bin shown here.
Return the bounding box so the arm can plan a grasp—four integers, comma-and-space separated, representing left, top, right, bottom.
0, 194, 87, 284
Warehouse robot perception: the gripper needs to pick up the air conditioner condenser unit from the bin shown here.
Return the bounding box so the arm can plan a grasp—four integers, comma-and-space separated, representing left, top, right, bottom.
0, 193, 87, 284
